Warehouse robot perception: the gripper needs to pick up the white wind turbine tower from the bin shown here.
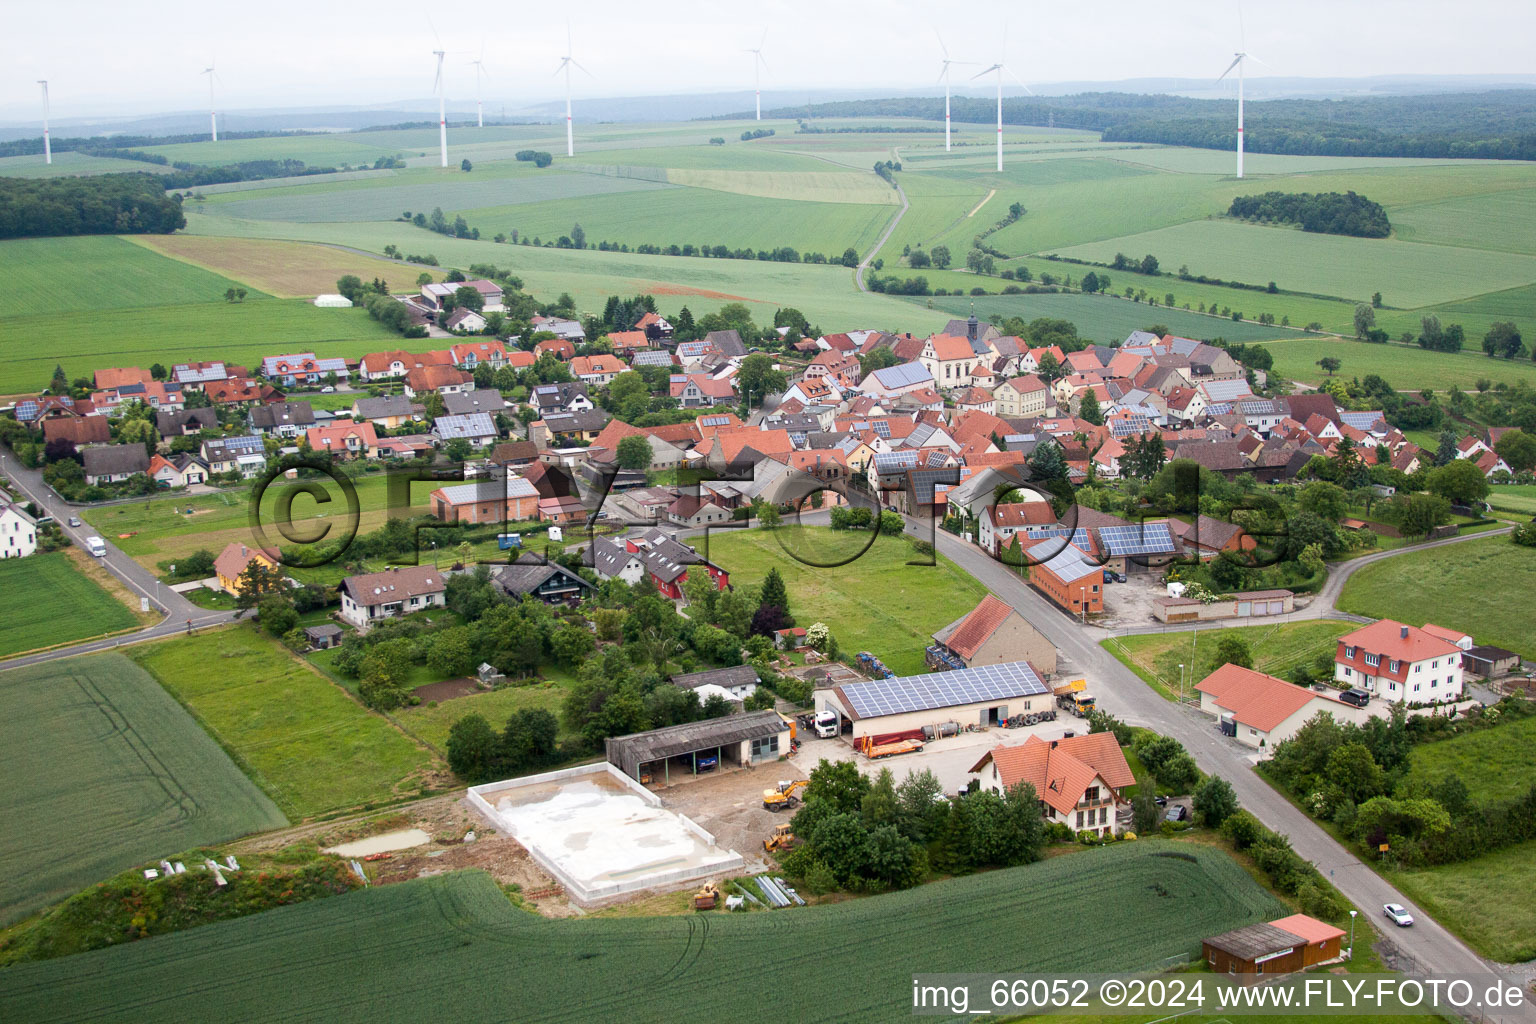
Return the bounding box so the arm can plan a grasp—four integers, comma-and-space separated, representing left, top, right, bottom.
38, 81, 51, 164
935, 34, 975, 153
201, 63, 219, 142
972, 31, 1031, 173
1216, 8, 1266, 179
433, 49, 448, 166
553, 25, 590, 157
469, 46, 489, 128
745, 30, 768, 120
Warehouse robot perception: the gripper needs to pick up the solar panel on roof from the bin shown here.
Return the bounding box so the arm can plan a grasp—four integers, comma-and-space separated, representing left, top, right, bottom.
871, 421, 892, 438
839, 661, 1049, 719
1099, 523, 1176, 556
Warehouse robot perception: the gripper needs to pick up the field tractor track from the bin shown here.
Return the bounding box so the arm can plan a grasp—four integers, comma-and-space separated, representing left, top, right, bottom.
73, 666, 202, 823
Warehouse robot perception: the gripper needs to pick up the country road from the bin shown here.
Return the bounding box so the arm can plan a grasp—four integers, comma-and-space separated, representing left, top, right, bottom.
856, 171, 909, 293
922, 521, 1536, 1012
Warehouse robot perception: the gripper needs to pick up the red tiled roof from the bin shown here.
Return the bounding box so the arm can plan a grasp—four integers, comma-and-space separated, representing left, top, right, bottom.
927, 334, 974, 361
1337, 619, 1462, 674
944, 595, 1016, 660
1269, 914, 1345, 945
1196, 664, 1349, 733
968, 733, 1134, 815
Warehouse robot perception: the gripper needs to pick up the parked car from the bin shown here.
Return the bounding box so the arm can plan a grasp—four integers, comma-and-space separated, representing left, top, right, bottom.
68, 516, 82, 527
1166, 805, 1188, 822
693, 754, 718, 773
1339, 688, 1372, 708
320, 385, 336, 393
1154, 795, 1168, 807
1383, 903, 1414, 927
1108, 571, 1127, 583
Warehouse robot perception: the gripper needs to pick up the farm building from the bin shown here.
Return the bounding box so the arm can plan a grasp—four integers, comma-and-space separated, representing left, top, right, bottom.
670, 665, 760, 700
1195, 664, 1365, 751
605, 710, 791, 785
430, 478, 541, 525
1026, 537, 1104, 616
815, 661, 1053, 741
928, 594, 1058, 675
967, 733, 1134, 838
1152, 589, 1295, 624
1464, 645, 1520, 678
1203, 914, 1344, 974
313, 294, 352, 307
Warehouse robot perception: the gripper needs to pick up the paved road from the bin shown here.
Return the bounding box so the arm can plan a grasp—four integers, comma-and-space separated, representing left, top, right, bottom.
856, 172, 908, 293
925, 523, 1536, 1004
0, 448, 239, 673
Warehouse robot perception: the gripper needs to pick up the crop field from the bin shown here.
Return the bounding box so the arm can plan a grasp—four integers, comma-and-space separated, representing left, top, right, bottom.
1106, 620, 1356, 699
181, 211, 950, 332
1255, 336, 1536, 389
921, 292, 1293, 345
1392, 187, 1536, 254
0, 654, 286, 925
0, 236, 261, 317
130, 235, 443, 298
0, 150, 165, 177
131, 627, 437, 820
1338, 536, 1535, 659
1051, 218, 1536, 308
0, 842, 1284, 1022
1, 299, 399, 398
0, 552, 140, 657
703, 526, 988, 676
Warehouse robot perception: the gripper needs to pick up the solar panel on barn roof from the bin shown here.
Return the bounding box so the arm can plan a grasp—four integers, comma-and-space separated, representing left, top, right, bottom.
1098, 523, 1176, 556
838, 661, 1049, 719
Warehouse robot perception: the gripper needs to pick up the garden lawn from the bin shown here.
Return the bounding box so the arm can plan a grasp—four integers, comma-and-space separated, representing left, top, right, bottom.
1337, 535, 1536, 659
1105, 620, 1357, 700
0, 841, 1285, 1022
0, 552, 139, 657
1387, 840, 1536, 963
392, 668, 581, 752
131, 626, 437, 820
1404, 714, 1536, 805
0, 235, 259, 317
1, 299, 399, 398
0, 654, 286, 925
702, 525, 988, 676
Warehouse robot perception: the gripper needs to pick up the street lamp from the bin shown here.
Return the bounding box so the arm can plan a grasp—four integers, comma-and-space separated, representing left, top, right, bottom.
430, 540, 438, 568
1178, 663, 1185, 702
1348, 909, 1357, 958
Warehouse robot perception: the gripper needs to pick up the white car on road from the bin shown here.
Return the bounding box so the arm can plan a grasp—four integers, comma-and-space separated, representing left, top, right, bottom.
1384, 903, 1414, 927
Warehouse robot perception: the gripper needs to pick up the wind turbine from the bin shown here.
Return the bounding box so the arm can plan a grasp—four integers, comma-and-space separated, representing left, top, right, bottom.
745, 30, 768, 121
1216, 7, 1266, 178
433, 50, 448, 166
201, 63, 219, 142
553, 25, 590, 157
469, 46, 489, 128
936, 33, 975, 153
37, 81, 51, 164
972, 31, 1031, 173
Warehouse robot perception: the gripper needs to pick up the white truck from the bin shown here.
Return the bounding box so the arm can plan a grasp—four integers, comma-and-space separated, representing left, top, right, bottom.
814, 710, 839, 739
84, 536, 107, 558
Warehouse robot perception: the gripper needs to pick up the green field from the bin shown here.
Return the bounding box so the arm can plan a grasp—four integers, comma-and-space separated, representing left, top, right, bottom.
1106, 620, 1357, 700
389, 669, 580, 752
130, 627, 437, 820
920, 291, 1294, 346
1392, 187, 1536, 255
0, 654, 286, 924
702, 526, 989, 676
0, 842, 1285, 1022
1388, 840, 1536, 963
1256, 336, 1536, 389
0, 236, 261, 317
0, 552, 139, 657
1052, 218, 1536, 309
1489, 485, 1536, 514
1337, 535, 1534, 659
1405, 715, 1536, 804
2, 299, 399, 397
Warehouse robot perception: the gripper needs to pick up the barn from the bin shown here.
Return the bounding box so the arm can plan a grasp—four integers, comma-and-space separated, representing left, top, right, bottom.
1204, 914, 1345, 973
605, 710, 791, 785
814, 661, 1052, 742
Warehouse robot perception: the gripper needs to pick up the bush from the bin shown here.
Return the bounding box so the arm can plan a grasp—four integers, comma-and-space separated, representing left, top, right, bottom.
1221, 810, 1263, 850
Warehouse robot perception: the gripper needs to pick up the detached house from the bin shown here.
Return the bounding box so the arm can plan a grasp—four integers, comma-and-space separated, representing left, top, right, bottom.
305, 419, 378, 459
0, 499, 38, 559
1334, 620, 1466, 704
404, 365, 474, 397
978, 500, 1059, 556
214, 541, 280, 595
339, 565, 447, 630
570, 354, 626, 387
147, 453, 208, 489
994, 375, 1050, 418
202, 435, 267, 477
83, 444, 151, 485
248, 400, 316, 438
262, 354, 349, 387
967, 733, 1135, 838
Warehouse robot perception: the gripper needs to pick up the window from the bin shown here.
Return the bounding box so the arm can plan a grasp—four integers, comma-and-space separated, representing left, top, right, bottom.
1075, 811, 1084, 828
1364, 653, 1380, 668
1342, 667, 1352, 678
1344, 645, 1355, 659
1414, 684, 1420, 692
750, 735, 779, 760
1415, 663, 1422, 672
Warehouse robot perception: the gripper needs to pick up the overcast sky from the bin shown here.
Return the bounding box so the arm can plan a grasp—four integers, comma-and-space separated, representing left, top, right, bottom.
6, 0, 1535, 121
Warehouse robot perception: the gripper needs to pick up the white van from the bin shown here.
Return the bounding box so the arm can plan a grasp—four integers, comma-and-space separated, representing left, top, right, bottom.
85, 536, 107, 558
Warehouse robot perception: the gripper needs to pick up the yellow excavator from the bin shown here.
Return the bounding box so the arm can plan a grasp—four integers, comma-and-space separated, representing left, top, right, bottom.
764, 823, 799, 854
762, 779, 809, 811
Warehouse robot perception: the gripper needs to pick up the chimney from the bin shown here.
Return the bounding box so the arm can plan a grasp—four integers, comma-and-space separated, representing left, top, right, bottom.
1400, 625, 1409, 639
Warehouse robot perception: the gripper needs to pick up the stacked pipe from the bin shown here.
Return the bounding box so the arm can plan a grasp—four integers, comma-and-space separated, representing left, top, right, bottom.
773, 877, 806, 906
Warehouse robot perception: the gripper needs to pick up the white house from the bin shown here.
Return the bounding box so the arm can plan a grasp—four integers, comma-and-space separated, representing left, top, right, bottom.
1197, 664, 1365, 751
1334, 620, 1466, 705
338, 565, 447, 631
0, 499, 38, 558
918, 334, 978, 390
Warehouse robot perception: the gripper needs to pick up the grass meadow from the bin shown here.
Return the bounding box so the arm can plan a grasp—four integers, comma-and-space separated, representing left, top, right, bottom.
1105, 620, 1356, 700
922, 291, 1292, 345
1489, 485, 1536, 515
131, 626, 438, 820
0, 235, 260, 317
1388, 841, 1536, 964
2, 299, 399, 397
1255, 336, 1536, 389
702, 525, 988, 676
0, 842, 1287, 1022
1337, 535, 1535, 659
0, 654, 287, 924
0, 552, 139, 657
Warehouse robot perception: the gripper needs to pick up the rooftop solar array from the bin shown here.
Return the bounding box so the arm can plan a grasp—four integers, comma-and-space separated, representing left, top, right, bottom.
838, 661, 1049, 719
1109, 414, 1153, 438
1199, 380, 1255, 402
1099, 522, 1177, 556
872, 362, 931, 388
1339, 410, 1387, 431
873, 451, 920, 471
1028, 526, 1094, 549
1030, 540, 1102, 583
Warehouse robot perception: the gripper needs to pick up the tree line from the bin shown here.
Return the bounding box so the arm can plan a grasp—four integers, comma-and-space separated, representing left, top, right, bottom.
1228, 191, 1390, 238
0, 174, 186, 239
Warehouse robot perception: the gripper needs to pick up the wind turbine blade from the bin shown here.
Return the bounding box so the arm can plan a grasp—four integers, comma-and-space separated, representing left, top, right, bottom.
1006, 68, 1034, 95
756, 52, 768, 71
759, 27, 768, 49
1216, 55, 1243, 82
572, 59, 595, 78
936, 29, 949, 59
971, 65, 998, 80
1238, 0, 1248, 53
552, 60, 567, 77
1246, 52, 1271, 69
